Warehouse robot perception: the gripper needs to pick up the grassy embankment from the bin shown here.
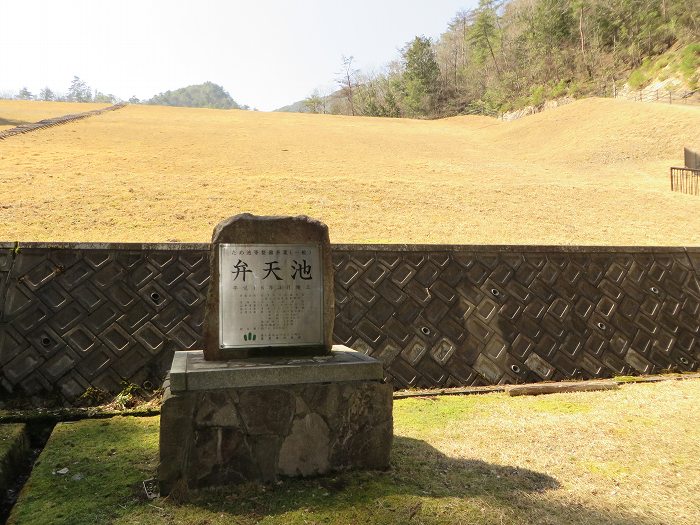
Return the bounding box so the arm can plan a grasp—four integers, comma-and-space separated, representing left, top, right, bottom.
0, 97, 699, 245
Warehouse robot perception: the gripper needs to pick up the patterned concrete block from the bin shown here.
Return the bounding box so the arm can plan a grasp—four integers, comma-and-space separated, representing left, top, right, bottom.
0, 244, 698, 404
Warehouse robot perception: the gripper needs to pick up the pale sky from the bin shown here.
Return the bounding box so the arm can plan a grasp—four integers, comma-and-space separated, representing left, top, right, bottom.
0, 1, 477, 111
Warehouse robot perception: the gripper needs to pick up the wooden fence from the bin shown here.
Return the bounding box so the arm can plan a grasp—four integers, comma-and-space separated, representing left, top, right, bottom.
670, 167, 700, 195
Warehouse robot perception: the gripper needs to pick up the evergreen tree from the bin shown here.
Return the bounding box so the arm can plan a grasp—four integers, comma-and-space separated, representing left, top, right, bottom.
469, 0, 502, 76
67, 76, 92, 102
17, 87, 33, 100
402, 36, 440, 116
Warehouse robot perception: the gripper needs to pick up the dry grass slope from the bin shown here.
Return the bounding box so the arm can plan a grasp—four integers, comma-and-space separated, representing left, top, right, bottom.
0, 100, 107, 131
0, 98, 698, 244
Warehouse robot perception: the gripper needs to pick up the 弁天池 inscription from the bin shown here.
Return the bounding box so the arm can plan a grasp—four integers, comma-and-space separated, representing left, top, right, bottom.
219, 244, 323, 348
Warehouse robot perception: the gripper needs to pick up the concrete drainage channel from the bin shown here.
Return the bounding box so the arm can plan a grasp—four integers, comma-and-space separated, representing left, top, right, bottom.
0, 422, 54, 524
0, 407, 157, 524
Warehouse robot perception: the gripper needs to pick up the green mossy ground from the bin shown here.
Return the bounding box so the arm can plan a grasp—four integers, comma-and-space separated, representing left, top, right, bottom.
0, 424, 25, 459
6, 417, 158, 525
7, 381, 700, 525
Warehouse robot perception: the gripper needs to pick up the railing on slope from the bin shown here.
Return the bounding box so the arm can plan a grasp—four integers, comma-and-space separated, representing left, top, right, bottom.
615, 88, 698, 105
0, 103, 126, 141
671, 167, 700, 195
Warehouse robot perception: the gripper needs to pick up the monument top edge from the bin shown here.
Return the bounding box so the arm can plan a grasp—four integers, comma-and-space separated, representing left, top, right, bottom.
185, 346, 376, 369
211, 213, 329, 244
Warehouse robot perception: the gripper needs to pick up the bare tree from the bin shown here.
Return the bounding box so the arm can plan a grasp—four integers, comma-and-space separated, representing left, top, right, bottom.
337, 55, 358, 116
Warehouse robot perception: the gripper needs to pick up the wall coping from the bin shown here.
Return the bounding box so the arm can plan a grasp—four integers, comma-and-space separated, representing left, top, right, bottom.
1, 241, 698, 254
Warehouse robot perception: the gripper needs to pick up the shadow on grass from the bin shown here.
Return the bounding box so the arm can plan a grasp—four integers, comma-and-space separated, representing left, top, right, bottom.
169, 436, 656, 525
0, 118, 30, 127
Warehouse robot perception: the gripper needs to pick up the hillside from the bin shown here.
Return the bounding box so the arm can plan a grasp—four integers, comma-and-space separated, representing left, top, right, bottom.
0, 98, 698, 245
486, 98, 698, 163
274, 99, 309, 113
285, 2, 699, 119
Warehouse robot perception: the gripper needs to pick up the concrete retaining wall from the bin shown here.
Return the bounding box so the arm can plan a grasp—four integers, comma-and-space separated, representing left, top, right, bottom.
1, 242, 698, 404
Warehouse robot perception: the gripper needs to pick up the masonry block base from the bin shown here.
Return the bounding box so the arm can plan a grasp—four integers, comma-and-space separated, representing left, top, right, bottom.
158, 377, 393, 494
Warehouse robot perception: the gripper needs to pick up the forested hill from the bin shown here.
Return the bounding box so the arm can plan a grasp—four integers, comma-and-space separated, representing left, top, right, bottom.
147, 82, 244, 110
275, 100, 309, 113
284, 0, 699, 118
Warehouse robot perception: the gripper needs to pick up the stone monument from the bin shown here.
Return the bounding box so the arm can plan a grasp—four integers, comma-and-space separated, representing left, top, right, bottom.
159, 214, 393, 494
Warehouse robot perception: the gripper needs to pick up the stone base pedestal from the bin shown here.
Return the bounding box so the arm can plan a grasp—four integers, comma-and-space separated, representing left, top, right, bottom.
158, 347, 393, 494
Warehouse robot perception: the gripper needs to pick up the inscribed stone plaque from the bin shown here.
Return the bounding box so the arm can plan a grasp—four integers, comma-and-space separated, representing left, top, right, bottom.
219, 244, 323, 348
202, 213, 334, 360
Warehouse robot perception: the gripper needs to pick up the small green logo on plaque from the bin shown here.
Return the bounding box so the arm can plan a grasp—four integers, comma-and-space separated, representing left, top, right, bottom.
243, 332, 257, 342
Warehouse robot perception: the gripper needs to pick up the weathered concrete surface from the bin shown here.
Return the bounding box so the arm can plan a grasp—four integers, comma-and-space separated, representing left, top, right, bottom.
508, 380, 619, 396
158, 379, 392, 494
170, 347, 383, 391
685, 147, 700, 170
203, 213, 334, 360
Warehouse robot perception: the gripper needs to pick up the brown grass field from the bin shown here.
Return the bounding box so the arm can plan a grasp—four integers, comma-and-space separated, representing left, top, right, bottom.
0, 98, 698, 244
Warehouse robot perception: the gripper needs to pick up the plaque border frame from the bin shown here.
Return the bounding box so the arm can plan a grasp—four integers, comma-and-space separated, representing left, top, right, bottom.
217, 243, 324, 350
